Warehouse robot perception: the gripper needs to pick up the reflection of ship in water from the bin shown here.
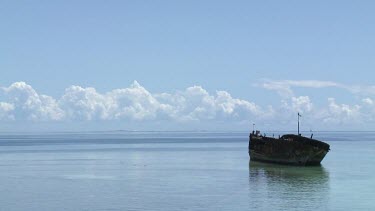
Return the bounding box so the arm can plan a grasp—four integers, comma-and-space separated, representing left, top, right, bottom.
248, 161, 330, 210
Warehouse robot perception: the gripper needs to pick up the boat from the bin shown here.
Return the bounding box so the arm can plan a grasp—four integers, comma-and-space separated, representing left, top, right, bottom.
248, 113, 330, 166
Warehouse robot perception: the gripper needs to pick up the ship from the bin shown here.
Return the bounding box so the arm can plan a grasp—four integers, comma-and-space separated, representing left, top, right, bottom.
248, 113, 330, 166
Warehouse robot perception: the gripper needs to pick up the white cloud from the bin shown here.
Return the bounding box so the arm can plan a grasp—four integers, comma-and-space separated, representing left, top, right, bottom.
2, 80, 375, 130
291, 96, 313, 113
283, 80, 339, 88
59, 85, 114, 120
362, 98, 373, 106
258, 79, 339, 98
1, 82, 64, 121
109, 81, 164, 120
345, 85, 375, 96
0, 81, 268, 123
322, 98, 361, 124
59, 81, 168, 121
156, 85, 270, 121
258, 79, 375, 98
254, 79, 375, 128
0, 102, 15, 120
215, 90, 271, 119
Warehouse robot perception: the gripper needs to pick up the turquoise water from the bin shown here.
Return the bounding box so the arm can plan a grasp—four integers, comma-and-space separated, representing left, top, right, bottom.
0, 131, 374, 210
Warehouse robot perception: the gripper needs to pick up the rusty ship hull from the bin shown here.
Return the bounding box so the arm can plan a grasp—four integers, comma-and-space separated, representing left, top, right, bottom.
249, 133, 330, 166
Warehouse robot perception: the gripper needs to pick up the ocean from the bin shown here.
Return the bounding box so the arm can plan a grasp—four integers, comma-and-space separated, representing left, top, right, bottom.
0, 131, 374, 210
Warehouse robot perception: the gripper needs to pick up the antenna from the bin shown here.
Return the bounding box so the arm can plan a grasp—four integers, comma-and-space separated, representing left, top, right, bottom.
252, 123, 255, 132
298, 113, 302, 135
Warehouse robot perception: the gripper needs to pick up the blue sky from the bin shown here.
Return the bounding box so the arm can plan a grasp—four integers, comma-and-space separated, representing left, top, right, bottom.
1, 1, 375, 131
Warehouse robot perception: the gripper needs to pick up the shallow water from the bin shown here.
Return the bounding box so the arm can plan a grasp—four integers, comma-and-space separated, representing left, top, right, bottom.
0, 131, 374, 210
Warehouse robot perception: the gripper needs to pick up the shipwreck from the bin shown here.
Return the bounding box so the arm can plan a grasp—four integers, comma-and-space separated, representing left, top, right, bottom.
248, 113, 330, 166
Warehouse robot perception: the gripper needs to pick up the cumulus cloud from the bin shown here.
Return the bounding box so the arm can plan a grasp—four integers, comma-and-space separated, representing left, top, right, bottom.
0, 81, 269, 123
156, 85, 272, 121
2, 80, 375, 130
321, 98, 361, 124
1, 82, 64, 121
0, 102, 14, 120
252, 79, 375, 129
59, 85, 114, 120
59, 81, 164, 121
291, 96, 313, 113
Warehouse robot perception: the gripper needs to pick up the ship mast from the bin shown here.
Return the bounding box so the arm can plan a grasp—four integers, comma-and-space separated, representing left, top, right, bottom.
298, 113, 301, 135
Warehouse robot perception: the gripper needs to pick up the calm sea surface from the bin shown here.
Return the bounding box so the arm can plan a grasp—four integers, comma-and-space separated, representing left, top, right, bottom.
0, 131, 374, 211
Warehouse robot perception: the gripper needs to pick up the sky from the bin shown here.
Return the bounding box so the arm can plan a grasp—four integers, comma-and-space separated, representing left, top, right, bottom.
1, 1, 375, 132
